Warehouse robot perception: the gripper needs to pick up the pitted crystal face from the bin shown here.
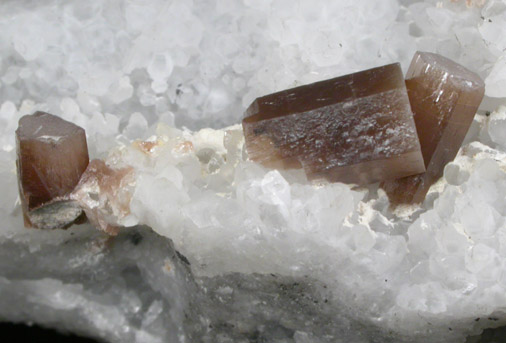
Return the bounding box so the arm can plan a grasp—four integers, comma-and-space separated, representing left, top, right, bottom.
16, 111, 89, 229
381, 52, 485, 204
242, 63, 425, 185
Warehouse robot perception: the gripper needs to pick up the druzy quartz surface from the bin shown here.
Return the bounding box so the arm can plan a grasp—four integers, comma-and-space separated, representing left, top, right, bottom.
243, 63, 425, 185
16, 111, 89, 229
3, 1, 506, 343
381, 52, 485, 204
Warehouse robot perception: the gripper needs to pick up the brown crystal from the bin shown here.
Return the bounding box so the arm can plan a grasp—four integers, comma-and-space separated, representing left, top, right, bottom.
16, 111, 89, 229
381, 52, 485, 204
242, 63, 425, 185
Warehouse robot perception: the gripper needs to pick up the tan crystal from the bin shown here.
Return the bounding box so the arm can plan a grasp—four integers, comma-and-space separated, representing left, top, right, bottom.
242, 63, 425, 185
381, 52, 485, 204
16, 112, 89, 229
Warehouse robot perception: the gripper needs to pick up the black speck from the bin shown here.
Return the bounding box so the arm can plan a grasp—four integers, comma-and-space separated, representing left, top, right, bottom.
176, 250, 191, 265
130, 232, 143, 246
488, 317, 499, 321
176, 83, 183, 96
475, 318, 480, 322
489, 19, 492, 23
385, 279, 388, 282
253, 126, 266, 135
481, 16, 484, 20
485, 111, 491, 117
339, 43, 342, 48
324, 299, 328, 303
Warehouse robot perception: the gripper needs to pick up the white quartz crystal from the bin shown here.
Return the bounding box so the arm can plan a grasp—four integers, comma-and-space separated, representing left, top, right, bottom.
1, 0, 506, 342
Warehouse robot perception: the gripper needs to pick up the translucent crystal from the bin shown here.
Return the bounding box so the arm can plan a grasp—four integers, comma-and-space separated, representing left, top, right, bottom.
71, 159, 135, 235
242, 63, 425, 185
381, 52, 485, 204
16, 111, 89, 229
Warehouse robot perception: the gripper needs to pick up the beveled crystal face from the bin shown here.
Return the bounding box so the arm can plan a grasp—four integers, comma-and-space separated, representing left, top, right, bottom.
243, 63, 425, 185
381, 52, 485, 204
16, 111, 89, 228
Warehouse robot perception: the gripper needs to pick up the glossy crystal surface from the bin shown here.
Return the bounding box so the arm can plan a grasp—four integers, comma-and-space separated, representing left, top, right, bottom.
16, 111, 89, 228
242, 63, 425, 185
381, 52, 485, 204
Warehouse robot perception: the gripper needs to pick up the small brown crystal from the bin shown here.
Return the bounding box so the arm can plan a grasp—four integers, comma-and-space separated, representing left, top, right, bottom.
381, 52, 485, 204
16, 111, 89, 229
242, 63, 425, 185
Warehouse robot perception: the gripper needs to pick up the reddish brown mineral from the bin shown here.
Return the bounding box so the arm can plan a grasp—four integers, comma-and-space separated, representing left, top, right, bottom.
71, 159, 135, 235
381, 52, 485, 204
242, 63, 425, 185
16, 111, 89, 229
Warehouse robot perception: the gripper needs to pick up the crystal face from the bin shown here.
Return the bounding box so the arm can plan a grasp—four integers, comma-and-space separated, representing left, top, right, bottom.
242, 63, 425, 185
381, 52, 485, 204
16, 112, 89, 229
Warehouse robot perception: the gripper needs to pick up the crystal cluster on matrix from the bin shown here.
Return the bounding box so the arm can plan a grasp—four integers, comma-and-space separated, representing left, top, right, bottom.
243, 51, 484, 204
5, 108, 506, 343
243, 63, 425, 185
9, 52, 490, 343
3, 1, 506, 343
381, 52, 485, 204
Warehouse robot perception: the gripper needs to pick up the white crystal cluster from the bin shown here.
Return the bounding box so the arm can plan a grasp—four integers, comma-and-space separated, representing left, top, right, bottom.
1, 0, 506, 134
89, 110, 506, 342
1, 0, 506, 342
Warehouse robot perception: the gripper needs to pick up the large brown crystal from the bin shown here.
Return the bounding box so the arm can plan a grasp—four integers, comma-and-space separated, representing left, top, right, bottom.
16, 111, 89, 229
242, 63, 425, 185
381, 52, 485, 204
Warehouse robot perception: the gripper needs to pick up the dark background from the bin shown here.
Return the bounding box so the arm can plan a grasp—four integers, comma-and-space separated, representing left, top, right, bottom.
0, 323, 100, 343
2, 322, 506, 342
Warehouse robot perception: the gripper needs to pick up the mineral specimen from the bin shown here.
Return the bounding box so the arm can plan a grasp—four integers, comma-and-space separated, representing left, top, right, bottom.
16, 111, 89, 229
242, 63, 426, 185
381, 52, 485, 204
5, 1, 506, 342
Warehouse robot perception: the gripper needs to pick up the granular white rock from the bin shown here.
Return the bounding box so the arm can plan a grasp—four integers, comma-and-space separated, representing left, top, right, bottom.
1, 1, 506, 342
